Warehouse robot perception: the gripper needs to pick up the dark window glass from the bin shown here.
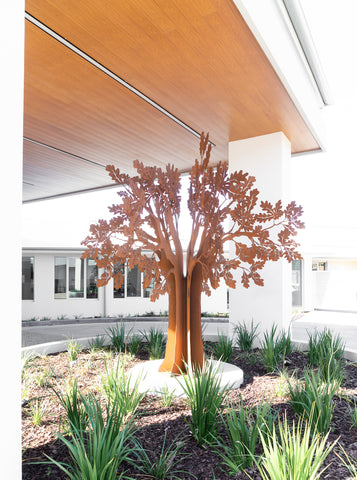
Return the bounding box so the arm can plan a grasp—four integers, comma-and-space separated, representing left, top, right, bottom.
22, 256, 34, 300
86, 259, 98, 298
55, 257, 67, 299
68, 258, 84, 298
113, 263, 125, 298
127, 265, 141, 297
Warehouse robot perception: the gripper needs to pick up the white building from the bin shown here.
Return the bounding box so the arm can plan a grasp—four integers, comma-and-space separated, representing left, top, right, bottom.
4, 1, 335, 475
22, 247, 229, 321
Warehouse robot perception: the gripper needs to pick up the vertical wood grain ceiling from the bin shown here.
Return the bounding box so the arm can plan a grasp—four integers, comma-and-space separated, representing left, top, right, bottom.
23, 0, 320, 202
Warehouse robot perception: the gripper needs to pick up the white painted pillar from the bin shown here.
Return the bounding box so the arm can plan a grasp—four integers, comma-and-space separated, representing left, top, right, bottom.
228, 133, 292, 341
0, 3, 24, 478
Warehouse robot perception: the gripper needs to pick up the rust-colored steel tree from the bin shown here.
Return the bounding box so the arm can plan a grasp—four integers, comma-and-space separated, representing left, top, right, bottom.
82, 133, 304, 374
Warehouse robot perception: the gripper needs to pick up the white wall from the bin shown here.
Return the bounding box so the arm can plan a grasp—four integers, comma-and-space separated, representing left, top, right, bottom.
23, 252, 103, 320
312, 259, 357, 311
2, 3, 24, 478
22, 250, 228, 320
229, 133, 293, 338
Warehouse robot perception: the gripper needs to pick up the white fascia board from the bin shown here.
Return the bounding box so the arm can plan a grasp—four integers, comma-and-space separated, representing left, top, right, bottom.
232, 0, 326, 152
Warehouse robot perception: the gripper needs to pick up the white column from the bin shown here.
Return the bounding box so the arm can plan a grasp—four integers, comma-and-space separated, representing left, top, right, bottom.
228, 133, 292, 341
0, 3, 24, 478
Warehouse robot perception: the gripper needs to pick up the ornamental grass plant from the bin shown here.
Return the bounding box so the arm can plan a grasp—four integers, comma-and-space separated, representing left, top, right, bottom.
251, 413, 336, 480
234, 320, 259, 352
127, 333, 142, 356
101, 357, 145, 418
260, 325, 292, 373
177, 361, 231, 445
211, 332, 234, 363
132, 432, 194, 480
67, 339, 82, 362
308, 328, 345, 367
47, 393, 136, 480
213, 396, 277, 474
141, 327, 166, 360
105, 323, 129, 353
50, 377, 88, 434
287, 369, 340, 434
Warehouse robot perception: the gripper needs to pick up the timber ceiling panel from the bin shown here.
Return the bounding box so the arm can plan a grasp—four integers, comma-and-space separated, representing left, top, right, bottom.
24, 0, 320, 202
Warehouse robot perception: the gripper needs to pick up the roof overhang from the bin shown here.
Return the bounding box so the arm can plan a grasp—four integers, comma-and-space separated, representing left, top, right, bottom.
23, 0, 327, 203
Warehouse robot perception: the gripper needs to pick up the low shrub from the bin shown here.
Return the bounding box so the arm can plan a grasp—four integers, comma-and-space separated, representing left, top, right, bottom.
211, 332, 234, 363
234, 319, 259, 352
177, 361, 231, 445
251, 414, 336, 480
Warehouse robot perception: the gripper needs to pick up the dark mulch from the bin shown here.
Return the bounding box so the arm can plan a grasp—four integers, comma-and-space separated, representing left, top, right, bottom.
22, 344, 357, 479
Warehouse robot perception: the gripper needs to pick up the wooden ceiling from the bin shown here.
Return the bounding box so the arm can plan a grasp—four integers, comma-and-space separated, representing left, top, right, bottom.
23, 0, 320, 202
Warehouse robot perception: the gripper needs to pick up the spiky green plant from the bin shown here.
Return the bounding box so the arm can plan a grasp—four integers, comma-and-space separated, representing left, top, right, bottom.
105, 323, 129, 353
157, 385, 175, 408
287, 369, 339, 434
132, 433, 194, 479
250, 413, 336, 480
177, 361, 231, 445
88, 335, 106, 353
101, 357, 145, 418
67, 339, 82, 362
46, 393, 136, 480
50, 378, 88, 434
211, 332, 234, 363
213, 396, 277, 474
28, 399, 49, 426
127, 333, 142, 356
141, 327, 166, 360
234, 320, 259, 352
308, 328, 345, 366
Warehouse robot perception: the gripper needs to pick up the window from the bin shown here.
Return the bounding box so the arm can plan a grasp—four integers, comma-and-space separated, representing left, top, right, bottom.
69, 258, 84, 297
22, 256, 34, 300
113, 263, 125, 298
143, 272, 155, 298
86, 259, 98, 299
312, 261, 328, 271
55, 257, 98, 299
292, 259, 302, 307
127, 265, 141, 297
113, 263, 143, 298
54, 257, 67, 299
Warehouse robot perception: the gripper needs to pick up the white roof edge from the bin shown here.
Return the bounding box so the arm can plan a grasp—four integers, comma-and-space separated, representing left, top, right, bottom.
232, 0, 328, 151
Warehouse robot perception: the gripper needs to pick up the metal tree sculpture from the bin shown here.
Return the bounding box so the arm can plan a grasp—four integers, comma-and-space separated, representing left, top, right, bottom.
82, 133, 303, 374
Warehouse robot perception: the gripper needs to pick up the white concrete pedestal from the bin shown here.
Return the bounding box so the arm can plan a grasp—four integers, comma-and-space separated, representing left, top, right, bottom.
128, 359, 244, 396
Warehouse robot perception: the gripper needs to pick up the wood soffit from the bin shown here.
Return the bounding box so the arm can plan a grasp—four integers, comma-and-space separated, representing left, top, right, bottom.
24, 0, 320, 202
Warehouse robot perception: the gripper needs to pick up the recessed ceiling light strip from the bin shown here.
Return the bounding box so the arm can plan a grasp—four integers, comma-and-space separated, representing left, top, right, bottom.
25, 12, 208, 142
24, 137, 107, 169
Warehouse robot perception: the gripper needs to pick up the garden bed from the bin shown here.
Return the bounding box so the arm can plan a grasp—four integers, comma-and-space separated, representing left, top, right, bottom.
22, 342, 357, 479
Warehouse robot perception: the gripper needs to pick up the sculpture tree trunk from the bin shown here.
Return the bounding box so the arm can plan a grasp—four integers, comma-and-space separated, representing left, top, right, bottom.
159, 264, 205, 374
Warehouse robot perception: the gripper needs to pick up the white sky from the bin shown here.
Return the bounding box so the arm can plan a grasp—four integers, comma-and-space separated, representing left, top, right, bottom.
22, 1, 357, 255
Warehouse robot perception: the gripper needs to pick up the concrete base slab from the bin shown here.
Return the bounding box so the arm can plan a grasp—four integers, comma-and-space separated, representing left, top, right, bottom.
128, 359, 244, 397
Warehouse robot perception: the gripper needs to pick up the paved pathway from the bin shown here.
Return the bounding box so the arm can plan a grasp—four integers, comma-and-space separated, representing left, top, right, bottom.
22, 319, 228, 348
290, 310, 357, 351
22, 310, 357, 355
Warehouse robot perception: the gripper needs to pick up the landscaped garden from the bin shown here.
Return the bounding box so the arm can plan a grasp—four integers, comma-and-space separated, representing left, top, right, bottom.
22, 322, 357, 479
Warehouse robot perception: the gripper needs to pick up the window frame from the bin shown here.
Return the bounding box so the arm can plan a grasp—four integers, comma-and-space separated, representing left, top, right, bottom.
22, 256, 35, 300
54, 256, 98, 299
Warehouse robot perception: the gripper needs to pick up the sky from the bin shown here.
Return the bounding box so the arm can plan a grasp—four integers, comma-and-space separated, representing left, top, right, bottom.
22, 1, 357, 256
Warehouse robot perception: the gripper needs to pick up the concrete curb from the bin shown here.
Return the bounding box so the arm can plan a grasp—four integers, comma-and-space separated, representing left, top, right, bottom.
22, 316, 228, 327
21, 331, 224, 357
